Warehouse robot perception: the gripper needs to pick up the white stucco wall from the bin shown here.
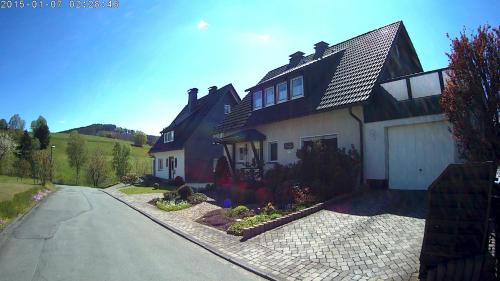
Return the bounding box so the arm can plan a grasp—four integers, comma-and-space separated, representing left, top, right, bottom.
364, 114, 458, 181
151, 149, 185, 180
225, 106, 363, 171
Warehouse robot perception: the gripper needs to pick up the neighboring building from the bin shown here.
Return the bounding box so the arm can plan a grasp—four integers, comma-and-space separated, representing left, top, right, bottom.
215, 21, 459, 190
149, 84, 240, 184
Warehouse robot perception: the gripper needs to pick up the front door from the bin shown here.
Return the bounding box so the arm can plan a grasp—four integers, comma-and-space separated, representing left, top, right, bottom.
168, 157, 174, 179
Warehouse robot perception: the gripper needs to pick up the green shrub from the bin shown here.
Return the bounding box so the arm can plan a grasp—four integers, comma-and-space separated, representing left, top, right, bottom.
225, 205, 250, 218
155, 200, 191, 212
173, 176, 185, 187
227, 213, 282, 235
296, 143, 360, 199
163, 191, 178, 201
176, 184, 193, 200
188, 193, 208, 204
121, 174, 139, 185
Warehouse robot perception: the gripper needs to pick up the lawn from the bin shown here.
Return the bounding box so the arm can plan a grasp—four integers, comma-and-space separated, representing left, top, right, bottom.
0, 175, 54, 231
120, 186, 175, 195
50, 133, 152, 186
0, 175, 38, 202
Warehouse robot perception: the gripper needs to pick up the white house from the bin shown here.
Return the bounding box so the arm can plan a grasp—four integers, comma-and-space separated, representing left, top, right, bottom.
214, 21, 458, 190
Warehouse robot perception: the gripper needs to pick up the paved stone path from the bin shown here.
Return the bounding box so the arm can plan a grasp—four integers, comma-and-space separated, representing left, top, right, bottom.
104, 185, 426, 280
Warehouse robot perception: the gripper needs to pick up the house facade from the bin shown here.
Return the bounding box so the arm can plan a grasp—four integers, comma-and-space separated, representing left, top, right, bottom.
215, 21, 459, 190
150, 84, 240, 184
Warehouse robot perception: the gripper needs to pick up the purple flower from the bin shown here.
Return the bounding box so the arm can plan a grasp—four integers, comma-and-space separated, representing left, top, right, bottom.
223, 198, 232, 208
0, 219, 6, 226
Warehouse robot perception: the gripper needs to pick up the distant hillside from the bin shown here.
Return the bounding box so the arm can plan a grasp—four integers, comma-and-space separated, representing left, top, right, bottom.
60, 124, 159, 145
50, 133, 152, 186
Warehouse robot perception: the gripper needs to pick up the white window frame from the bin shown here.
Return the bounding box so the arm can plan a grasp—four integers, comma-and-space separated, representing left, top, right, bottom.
277, 81, 288, 103
291, 76, 304, 99
224, 104, 231, 114
164, 131, 174, 143
253, 90, 262, 110
268, 141, 278, 162
264, 86, 275, 107
158, 158, 163, 170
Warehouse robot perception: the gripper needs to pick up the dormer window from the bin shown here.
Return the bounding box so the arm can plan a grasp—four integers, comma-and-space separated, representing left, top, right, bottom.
253, 90, 262, 110
277, 82, 287, 103
291, 76, 304, 99
224, 104, 231, 114
265, 86, 275, 107
164, 131, 174, 143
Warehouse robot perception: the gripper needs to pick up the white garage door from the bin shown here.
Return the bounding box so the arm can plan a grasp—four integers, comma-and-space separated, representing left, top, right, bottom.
388, 121, 455, 190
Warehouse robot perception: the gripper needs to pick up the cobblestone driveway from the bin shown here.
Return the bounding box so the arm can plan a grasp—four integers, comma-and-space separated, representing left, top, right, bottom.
251, 190, 427, 280
105, 186, 427, 280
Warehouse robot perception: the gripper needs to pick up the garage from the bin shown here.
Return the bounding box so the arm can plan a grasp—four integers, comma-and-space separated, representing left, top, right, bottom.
388, 121, 456, 190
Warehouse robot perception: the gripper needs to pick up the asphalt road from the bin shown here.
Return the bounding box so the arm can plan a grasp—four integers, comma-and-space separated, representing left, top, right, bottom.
0, 186, 263, 281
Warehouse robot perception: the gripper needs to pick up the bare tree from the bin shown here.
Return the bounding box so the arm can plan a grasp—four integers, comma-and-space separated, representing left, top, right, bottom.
86, 148, 110, 187
66, 131, 88, 185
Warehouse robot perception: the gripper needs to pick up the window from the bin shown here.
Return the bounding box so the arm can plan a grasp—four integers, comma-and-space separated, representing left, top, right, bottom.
269, 142, 278, 162
291, 76, 304, 99
158, 158, 163, 170
239, 144, 248, 161
277, 82, 287, 103
301, 134, 338, 151
265, 86, 275, 106
164, 131, 174, 143
253, 91, 262, 110
224, 104, 231, 114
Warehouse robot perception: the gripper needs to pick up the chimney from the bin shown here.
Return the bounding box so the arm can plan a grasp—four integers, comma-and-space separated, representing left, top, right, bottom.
289, 51, 305, 66
188, 88, 198, 113
208, 86, 218, 94
314, 41, 329, 58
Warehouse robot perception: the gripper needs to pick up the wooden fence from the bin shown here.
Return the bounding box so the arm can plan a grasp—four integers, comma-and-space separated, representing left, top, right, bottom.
419, 162, 497, 280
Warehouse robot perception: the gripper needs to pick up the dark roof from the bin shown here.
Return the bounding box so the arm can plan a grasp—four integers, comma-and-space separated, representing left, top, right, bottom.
216, 129, 266, 144
216, 21, 403, 133
149, 84, 238, 153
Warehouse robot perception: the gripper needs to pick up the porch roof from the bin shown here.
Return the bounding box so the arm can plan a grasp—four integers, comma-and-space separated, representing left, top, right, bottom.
216, 129, 266, 144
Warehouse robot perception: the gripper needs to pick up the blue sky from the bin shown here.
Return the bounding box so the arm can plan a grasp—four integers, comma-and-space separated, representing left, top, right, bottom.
0, 0, 498, 135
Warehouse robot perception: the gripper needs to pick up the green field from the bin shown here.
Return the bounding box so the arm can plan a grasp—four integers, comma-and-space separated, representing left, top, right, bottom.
50, 133, 152, 186
0, 175, 37, 202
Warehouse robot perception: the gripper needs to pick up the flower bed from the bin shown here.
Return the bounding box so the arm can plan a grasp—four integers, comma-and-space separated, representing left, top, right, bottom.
153, 184, 208, 212
198, 202, 313, 236
156, 200, 192, 212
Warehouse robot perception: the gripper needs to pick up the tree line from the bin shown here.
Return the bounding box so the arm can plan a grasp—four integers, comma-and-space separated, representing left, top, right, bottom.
0, 114, 150, 187
0, 114, 52, 186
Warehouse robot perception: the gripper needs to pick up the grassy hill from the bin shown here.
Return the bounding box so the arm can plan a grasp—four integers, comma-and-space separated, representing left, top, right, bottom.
50, 133, 151, 186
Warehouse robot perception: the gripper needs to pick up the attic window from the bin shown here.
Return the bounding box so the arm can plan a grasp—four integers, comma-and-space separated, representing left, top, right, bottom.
265, 86, 275, 106
224, 104, 231, 114
253, 90, 262, 110
277, 82, 287, 103
164, 131, 174, 143
291, 76, 304, 99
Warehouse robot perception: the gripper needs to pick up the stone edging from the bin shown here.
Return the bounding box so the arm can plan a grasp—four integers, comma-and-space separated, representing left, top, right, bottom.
100, 189, 277, 281
241, 193, 354, 241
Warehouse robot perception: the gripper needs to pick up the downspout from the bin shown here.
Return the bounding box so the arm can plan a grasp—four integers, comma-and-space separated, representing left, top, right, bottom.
349, 106, 364, 185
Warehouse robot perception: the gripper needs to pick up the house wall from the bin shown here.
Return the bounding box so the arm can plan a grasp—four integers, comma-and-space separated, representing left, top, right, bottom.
225, 106, 363, 171
151, 150, 185, 180
184, 89, 240, 183
363, 113, 459, 182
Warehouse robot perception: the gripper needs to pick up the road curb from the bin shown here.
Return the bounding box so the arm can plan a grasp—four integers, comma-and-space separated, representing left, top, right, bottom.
101, 190, 277, 281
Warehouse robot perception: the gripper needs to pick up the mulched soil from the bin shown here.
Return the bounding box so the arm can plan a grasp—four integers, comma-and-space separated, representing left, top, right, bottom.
196, 209, 235, 232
